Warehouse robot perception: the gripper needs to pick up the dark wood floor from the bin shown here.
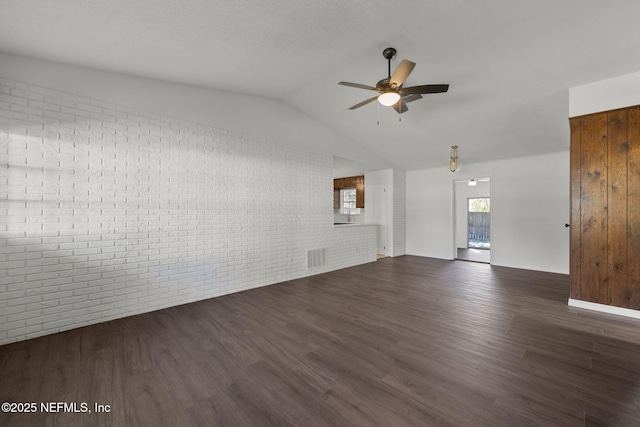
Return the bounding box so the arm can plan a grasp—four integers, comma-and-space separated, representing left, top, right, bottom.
2, 256, 640, 426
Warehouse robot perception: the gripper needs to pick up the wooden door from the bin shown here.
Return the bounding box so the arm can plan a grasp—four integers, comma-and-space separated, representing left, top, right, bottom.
570, 105, 640, 310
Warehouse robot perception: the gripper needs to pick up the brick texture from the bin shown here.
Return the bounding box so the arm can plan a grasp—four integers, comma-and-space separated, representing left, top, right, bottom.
0, 77, 376, 345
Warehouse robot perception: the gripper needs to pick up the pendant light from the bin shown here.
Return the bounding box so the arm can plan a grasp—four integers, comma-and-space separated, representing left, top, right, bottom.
449, 145, 460, 172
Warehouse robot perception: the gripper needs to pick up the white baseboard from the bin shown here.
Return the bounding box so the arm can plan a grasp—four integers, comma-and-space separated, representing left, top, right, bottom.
568, 298, 640, 320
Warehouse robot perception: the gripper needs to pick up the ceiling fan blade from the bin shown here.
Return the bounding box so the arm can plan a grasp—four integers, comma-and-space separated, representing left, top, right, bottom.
348, 96, 379, 110
392, 101, 408, 114
402, 94, 423, 103
338, 81, 380, 92
389, 60, 416, 88
400, 84, 449, 96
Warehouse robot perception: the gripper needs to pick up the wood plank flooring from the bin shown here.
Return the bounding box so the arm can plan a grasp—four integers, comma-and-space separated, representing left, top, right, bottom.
1, 256, 640, 426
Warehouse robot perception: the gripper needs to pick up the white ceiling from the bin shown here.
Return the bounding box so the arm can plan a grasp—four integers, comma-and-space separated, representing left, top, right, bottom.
2, 0, 640, 172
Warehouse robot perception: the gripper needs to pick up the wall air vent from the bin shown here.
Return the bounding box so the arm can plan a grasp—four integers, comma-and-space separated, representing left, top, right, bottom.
307, 248, 328, 269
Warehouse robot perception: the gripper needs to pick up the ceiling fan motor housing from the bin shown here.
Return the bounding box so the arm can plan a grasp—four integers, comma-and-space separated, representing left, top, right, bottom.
382, 47, 397, 60
376, 78, 392, 91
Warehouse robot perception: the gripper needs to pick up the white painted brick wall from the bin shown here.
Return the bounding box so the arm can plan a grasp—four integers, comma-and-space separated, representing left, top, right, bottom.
0, 77, 376, 345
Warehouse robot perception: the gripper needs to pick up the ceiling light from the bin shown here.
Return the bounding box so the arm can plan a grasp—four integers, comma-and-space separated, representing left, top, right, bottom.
449, 145, 460, 172
378, 91, 400, 106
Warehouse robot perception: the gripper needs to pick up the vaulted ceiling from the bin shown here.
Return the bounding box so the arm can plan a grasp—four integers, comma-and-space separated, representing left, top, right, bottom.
2, 0, 640, 172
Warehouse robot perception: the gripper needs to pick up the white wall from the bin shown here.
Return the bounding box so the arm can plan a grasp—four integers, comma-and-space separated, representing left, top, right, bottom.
0, 76, 376, 345
406, 151, 570, 274
569, 70, 640, 117
0, 52, 389, 171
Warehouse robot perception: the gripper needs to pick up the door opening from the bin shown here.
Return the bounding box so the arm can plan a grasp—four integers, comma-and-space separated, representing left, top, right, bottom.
371, 184, 387, 257
467, 197, 490, 249
454, 178, 491, 264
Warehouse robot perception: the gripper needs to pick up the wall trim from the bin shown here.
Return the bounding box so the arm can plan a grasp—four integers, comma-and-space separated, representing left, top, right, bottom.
569, 70, 640, 117
568, 298, 640, 320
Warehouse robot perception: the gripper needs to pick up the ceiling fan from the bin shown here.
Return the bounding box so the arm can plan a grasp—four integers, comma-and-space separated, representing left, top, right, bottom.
338, 47, 449, 114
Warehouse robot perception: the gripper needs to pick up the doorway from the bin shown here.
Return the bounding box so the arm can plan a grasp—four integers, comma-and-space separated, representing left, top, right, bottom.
454, 178, 491, 264
370, 183, 387, 257
467, 197, 490, 249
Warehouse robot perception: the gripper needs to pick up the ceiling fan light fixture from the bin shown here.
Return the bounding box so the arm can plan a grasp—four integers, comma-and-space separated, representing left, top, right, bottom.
378, 91, 400, 106
338, 47, 449, 113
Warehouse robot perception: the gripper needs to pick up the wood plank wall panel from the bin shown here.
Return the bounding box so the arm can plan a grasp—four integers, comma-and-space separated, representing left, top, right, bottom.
569, 118, 582, 300
629, 107, 640, 308
570, 105, 640, 310
579, 113, 609, 304
607, 109, 628, 307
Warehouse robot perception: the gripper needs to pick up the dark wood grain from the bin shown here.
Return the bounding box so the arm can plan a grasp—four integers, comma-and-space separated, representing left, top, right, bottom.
580, 112, 609, 304
572, 105, 640, 311
1, 256, 640, 426
570, 116, 583, 301
629, 106, 640, 309
607, 108, 628, 308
